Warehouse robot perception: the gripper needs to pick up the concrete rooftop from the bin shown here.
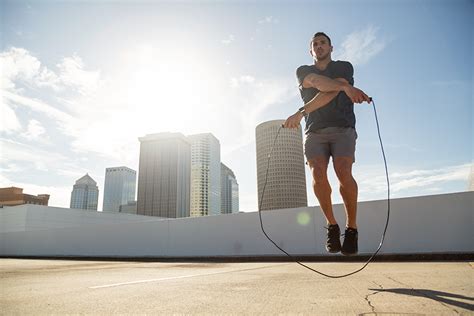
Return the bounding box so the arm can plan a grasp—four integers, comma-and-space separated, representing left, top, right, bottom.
1, 259, 473, 314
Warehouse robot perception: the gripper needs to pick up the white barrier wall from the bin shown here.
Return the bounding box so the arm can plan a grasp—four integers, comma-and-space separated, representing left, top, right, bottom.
1, 192, 472, 258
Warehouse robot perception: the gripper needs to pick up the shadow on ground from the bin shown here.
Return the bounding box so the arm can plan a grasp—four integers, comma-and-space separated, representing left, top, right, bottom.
368, 288, 474, 311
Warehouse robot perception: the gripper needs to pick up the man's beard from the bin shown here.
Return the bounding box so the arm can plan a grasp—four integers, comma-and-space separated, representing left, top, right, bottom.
317, 51, 330, 61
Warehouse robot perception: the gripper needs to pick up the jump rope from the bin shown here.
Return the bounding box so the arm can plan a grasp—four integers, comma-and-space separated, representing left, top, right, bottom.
258, 98, 390, 278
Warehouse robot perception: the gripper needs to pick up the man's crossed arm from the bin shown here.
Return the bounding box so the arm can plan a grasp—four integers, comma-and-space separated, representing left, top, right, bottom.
302, 73, 370, 104
283, 74, 370, 129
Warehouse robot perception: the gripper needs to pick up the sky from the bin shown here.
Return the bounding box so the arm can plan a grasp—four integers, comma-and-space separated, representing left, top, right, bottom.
1, 0, 472, 212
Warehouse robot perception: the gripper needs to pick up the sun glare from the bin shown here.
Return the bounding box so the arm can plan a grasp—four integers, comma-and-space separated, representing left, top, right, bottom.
124, 44, 217, 134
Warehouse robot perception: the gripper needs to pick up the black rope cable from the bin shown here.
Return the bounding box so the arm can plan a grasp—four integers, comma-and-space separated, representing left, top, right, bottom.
258, 98, 390, 278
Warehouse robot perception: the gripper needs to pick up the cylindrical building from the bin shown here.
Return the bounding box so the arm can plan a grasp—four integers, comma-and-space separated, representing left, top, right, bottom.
256, 120, 308, 211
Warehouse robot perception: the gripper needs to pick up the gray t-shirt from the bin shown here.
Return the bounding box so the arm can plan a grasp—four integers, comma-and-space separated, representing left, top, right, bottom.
296, 60, 355, 133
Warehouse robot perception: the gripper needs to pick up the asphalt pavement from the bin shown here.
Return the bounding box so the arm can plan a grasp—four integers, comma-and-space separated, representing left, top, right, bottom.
1, 259, 473, 315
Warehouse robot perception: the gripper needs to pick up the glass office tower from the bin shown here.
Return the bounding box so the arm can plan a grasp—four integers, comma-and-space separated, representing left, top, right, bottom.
103, 166, 136, 212
188, 133, 221, 217
70, 174, 99, 211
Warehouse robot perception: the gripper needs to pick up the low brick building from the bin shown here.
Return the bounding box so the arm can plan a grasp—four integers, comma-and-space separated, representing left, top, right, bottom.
0, 187, 50, 206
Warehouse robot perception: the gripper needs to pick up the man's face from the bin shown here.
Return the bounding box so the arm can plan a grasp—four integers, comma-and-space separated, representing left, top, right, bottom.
310, 35, 333, 61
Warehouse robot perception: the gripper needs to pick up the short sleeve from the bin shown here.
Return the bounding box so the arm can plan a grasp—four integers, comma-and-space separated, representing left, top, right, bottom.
335, 61, 354, 85
296, 65, 313, 88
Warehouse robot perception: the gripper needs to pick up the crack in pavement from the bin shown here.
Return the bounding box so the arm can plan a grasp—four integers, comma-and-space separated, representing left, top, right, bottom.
362, 281, 384, 315
384, 275, 461, 315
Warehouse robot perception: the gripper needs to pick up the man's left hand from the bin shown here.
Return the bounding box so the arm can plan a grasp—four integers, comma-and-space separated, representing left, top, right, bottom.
283, 111, 304, 129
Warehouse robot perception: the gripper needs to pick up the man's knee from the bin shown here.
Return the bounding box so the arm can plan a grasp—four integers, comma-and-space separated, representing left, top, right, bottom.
308, 157, 329, 182
334, 158, 354, 183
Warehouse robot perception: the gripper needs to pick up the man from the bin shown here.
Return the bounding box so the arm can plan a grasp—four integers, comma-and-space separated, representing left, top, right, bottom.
284, 32, 371, 255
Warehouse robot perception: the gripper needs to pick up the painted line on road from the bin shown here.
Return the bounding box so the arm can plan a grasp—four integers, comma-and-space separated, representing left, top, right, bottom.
89, 264, 286, 289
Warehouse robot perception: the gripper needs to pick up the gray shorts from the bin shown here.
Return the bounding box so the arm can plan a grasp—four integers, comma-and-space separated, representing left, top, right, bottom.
304, 127, 357, 162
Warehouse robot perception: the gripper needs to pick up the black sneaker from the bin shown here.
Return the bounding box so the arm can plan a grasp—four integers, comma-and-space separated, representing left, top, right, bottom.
342, 227, 358, 256
325, 224, 341, 253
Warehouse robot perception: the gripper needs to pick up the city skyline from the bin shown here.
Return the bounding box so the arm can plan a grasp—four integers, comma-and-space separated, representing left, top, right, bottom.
1, 1, 472, 213
7, 130, 238, 214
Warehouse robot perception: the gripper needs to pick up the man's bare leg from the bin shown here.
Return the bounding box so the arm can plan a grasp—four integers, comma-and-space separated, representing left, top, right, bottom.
333, 156, 358, 229
308, 156, 336, 225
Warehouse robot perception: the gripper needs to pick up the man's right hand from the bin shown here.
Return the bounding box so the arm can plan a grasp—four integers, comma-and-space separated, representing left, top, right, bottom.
283, 111, 304, 129
343, 85, 371, 104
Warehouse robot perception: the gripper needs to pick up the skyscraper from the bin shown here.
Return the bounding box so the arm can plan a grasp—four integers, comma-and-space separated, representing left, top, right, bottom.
70, 174, 99, 211
137, 133, 191, 218
221, 163, 239, 214
102, 166, 136, 212
188, 133, 221, 217
256, 120, 307, 211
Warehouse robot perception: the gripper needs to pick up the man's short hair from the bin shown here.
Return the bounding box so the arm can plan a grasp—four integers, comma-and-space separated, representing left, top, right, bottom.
311, 32, 332, 46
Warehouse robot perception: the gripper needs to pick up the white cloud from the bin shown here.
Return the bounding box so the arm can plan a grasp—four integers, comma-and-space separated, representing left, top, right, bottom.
0, 138, 67, 172
0, 47, 222, 162
21, 119, 46, 140
0, 137, 92, 207
0, 47, 100, 95
36, 67, 61, 90
355, 163, 471, 199
56, 168, 91, 178
223, 76, 298, 153
0, 101, 21, 133
390, 164, 470, 192
2, 90, 73, 123
230, 75, 256, 88
334, 25, 386, 66
0, 163, 22, 173
221, 34, 235, 45
258, 16, 279, 24
0, 47, 60, 91
56, 55, 101, 95
1, 47, 41, 90
469, 164, 474, 191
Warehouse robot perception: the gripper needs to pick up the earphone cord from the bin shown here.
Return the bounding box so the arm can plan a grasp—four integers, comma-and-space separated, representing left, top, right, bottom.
258, 99, 390, 278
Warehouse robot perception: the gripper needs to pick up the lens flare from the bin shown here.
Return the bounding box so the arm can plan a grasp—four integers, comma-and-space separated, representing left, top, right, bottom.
297, 211, 311, 226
